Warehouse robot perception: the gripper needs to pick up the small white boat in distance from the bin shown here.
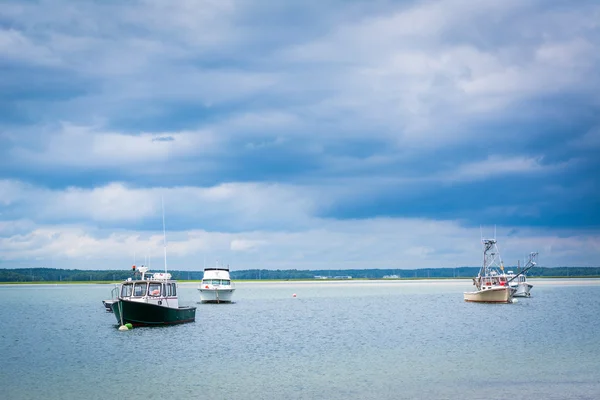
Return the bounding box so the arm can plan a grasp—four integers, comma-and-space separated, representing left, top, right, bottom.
507, 252, 537, 297
198, 266, 235, 303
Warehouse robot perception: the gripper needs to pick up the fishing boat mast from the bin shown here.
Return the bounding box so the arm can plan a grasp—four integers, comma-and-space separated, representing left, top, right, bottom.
475, 237, 505, 290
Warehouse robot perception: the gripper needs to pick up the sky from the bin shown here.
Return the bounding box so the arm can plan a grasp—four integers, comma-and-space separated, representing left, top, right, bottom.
1, 0, 599, 271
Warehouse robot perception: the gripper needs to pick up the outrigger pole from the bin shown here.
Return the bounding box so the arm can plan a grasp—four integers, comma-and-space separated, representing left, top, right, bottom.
507, 252, 538, 284
162, 196, 168, 275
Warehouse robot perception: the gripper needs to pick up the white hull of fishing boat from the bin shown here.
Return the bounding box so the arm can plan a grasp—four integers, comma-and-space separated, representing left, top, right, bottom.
464, 286, 514, 303
198, 287, 235, 303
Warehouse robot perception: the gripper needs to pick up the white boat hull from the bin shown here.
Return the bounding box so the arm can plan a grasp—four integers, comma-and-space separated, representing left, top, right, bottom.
464, 287, 513, 303
198, 288, 235, 303
512, 282, 533, 297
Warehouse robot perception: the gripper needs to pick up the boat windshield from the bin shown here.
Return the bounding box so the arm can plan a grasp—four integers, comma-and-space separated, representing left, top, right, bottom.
165, 282, 176, 297
482, 276, 508, 286
121, 283, 133, 297
148, 282, 162, 297
203, 279, 230, 285
133, 282, 147, 297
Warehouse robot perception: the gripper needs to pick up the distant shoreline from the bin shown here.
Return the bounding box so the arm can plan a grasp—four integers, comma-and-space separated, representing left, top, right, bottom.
2, 276, 599, 285
3, 266, 598, 283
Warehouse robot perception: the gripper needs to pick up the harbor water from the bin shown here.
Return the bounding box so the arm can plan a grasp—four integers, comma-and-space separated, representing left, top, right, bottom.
1, 279, 599, 400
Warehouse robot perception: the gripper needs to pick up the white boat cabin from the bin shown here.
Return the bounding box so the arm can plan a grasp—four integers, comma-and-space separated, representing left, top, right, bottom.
201, 268, 233, 288
118, 267, 180, 308
506, 271, 528, 285
475, 271, 509, 290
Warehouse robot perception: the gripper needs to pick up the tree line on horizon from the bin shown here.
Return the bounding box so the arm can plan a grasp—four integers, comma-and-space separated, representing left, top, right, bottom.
0, 266, 598, 282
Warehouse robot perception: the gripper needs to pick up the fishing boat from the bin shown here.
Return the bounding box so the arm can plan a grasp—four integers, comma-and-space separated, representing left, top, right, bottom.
104, 199, 196, 326
507, 252, 537, 297
198, 265, 235, 303
109, 266, 196, 326
464, 237, 515, 303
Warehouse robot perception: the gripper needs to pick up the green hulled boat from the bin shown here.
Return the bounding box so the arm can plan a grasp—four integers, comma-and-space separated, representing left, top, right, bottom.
107, 266, 196, 327
105, 200, 196, 327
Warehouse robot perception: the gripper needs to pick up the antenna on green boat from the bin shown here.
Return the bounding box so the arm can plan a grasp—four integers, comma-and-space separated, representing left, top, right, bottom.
162, 196, 168, 274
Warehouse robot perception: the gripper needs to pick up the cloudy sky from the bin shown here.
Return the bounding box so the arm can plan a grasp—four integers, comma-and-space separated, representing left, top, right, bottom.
1, 0, 599, 271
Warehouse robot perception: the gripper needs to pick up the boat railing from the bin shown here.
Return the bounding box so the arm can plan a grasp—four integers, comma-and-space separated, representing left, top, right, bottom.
110, 284, 120, 300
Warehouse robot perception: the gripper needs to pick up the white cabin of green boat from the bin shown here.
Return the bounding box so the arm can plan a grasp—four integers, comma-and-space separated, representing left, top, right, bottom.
118, 270, 181, 309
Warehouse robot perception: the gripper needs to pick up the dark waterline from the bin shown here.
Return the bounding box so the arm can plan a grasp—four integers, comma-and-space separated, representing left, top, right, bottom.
1, 280, 599, 400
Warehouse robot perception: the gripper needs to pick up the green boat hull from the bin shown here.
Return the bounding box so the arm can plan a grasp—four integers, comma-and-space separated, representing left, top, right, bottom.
111, 299, 196, 326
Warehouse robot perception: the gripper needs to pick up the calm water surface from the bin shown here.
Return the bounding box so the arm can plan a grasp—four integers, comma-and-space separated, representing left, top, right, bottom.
1, 279, 599, 400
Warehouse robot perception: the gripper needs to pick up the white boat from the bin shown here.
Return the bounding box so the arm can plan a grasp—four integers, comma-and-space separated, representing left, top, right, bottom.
198, 266, 235, 303
509, 274, 533, 297
507, 253, 537, 297
464, 237, 515, 303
